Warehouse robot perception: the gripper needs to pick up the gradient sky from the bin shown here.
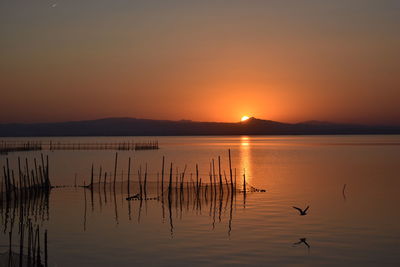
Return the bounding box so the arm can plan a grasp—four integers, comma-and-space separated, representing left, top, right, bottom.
1, 0, 399, 125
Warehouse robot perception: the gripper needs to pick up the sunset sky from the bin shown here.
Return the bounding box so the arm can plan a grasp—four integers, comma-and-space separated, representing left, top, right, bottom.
1, 0, 399, 125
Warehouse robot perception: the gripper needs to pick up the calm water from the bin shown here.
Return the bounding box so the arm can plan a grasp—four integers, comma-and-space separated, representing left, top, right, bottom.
1, 135, 400, 266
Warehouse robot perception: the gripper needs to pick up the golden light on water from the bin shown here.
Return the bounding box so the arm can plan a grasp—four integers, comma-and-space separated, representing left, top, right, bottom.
241, 116, 250, 121
241, 136, 250, 146
240, 136, 252, 185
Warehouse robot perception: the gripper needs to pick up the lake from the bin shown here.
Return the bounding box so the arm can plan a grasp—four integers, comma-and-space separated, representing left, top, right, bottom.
1, 135, 400, 266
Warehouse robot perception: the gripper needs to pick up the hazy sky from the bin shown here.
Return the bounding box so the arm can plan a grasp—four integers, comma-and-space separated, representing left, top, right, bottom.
1, 0, 399, 124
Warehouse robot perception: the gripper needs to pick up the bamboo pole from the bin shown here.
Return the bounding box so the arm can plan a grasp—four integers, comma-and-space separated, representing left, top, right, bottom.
113, 152, 118, 189
46, 155, 50, 188
243, 169, 246, 194
168, 163, 173, 197
218, 156, 222, 192
196, 164, 199, 193
138, 167, 143, 199
161, 156, 165, 197
144, 163, 148, 199
228, 149, 233, 193
127, 157, 131, 195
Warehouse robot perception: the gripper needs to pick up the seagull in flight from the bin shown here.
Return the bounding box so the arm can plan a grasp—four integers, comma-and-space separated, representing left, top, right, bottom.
293, 238, 310, 248
292, 205, 309, 216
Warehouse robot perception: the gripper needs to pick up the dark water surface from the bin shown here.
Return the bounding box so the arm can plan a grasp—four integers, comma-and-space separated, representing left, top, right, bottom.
1, 135, 400, 266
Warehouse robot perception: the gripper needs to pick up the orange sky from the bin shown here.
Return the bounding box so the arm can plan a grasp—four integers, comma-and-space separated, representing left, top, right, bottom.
1, 1, 399, 125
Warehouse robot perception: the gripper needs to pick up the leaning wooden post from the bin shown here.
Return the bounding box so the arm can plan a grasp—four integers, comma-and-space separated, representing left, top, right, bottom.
212, 159, 216, 192
6, 158, 11, 191
34, 158, 39, 186
127, 157, 131, 195
161, 156, 165, 197
46, 155, 50, 188
0, 180, 3, 207
144, 163, 148, 199
138, 167, 143, 198
234, 168, 237, 192
113, 153, 118, 189
12, 171, 17, 200
218, 156, 222, 193
3, 166, 8, 200
18, 157, 22, 191
243, 168, 246, 195
196, 164, 199, 193
25, 158, 32, 189
228, 149, 233, 193
40, 153, 46, 182
168, 163, 173, 196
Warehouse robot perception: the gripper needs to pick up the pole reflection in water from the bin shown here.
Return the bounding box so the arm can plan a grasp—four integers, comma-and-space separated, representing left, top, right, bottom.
79, 177, 249, 237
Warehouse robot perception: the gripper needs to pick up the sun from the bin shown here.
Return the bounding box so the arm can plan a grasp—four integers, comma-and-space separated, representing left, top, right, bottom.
241, 116, 250, 122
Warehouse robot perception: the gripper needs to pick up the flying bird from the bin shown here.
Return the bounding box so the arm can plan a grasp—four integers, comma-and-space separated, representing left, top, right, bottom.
292, 205, 309, 216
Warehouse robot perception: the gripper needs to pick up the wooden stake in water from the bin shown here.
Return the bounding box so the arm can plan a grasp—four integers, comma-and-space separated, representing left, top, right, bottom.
228, 149, 233, 192
138, 167, 143, 199
218, 156, 222, 193
113, 152, 118, 189
127, 157, 131, 195
168, 163, 173, 196
243, 168, 246, 194
161, 156, 165, 197
196, 164, 199, 192
144, 163, 148, 199
212, 159, 216, 192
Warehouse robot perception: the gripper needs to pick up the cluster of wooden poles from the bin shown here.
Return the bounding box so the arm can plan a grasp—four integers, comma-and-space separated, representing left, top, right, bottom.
0, 156, 51, 266
0, 140, 159, 154
81, 149, 254, 237
49, 140, 159, 151
85, 149, 249, 201
0, 141, 42, 155
1, 155, 51, 207
163, 149, 241, 200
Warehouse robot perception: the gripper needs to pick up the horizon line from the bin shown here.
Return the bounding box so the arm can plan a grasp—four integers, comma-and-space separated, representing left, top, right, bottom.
1, 116, 399, 127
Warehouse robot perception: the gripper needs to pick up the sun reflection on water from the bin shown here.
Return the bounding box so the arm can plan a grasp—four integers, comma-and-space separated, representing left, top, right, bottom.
240, 136, 252, 185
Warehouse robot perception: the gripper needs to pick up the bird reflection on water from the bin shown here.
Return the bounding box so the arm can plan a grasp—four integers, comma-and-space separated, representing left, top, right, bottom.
293, 238, 311, 250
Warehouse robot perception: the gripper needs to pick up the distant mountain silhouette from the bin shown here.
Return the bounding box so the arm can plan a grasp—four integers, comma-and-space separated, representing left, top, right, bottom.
0, 117, 399, 137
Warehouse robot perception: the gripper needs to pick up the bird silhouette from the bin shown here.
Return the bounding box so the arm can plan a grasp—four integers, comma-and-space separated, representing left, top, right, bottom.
292, 206, 309, 215
293, 238, 310, 248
